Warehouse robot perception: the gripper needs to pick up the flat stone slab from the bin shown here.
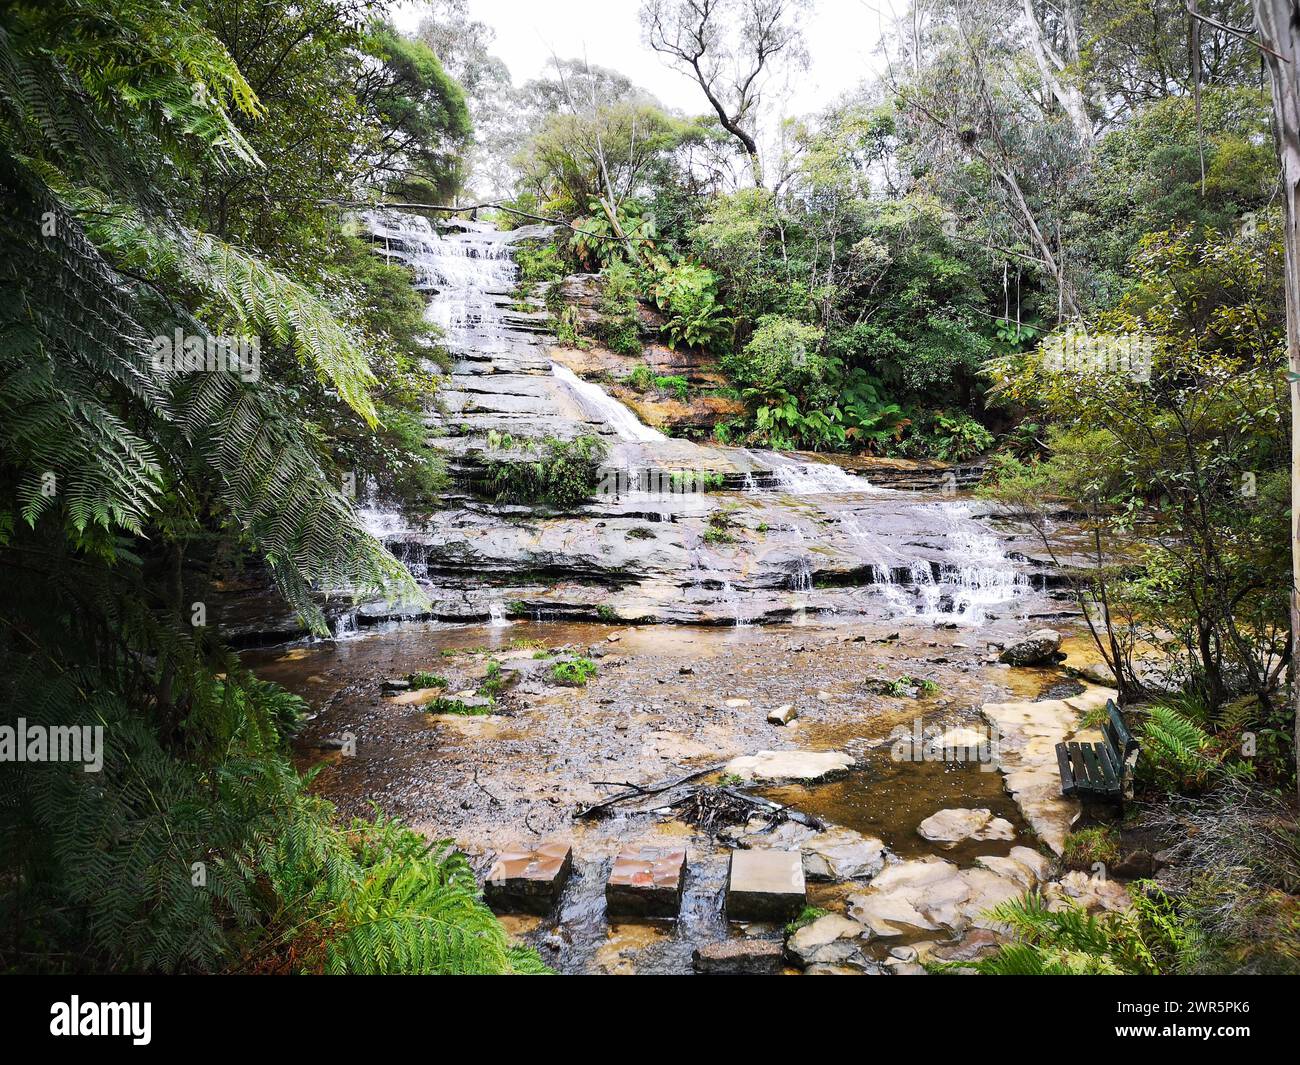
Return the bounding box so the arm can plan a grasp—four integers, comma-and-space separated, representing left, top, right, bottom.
605, 845, 687, 919
846, 855, 1027, 939
727, 848, 806, 922
692, 939, 785, 975
979, 687, 1117, 854
484, 841, 573, 915
722, 818, 887, 882
917, 807, 1016, 846
724, 749, 854, 783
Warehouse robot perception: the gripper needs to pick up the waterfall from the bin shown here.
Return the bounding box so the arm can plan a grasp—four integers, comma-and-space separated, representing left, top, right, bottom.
838, 502, 1027, 625
737, 449, 883, 495
550, 363, 666, 442
487, 602, 510, 627
363, 209, 548, 357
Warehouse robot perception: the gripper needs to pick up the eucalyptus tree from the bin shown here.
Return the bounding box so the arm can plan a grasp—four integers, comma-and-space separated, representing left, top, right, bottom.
640, 0, 810, 188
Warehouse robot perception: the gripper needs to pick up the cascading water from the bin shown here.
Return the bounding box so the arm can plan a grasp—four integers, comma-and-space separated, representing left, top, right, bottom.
743, 449, 883, 495
364, 210, 547, 357
838, 502, 1027, 625
352, 208, 1036, 633
550, 362, 666, 443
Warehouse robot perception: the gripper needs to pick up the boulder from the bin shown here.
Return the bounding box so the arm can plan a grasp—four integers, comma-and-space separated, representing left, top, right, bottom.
998, 628, 1063, 666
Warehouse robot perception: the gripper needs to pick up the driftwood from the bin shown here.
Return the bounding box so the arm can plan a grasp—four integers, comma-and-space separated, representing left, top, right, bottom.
575, 763, 726, 820
715, 787, 824, 830
575, 763, 824, 834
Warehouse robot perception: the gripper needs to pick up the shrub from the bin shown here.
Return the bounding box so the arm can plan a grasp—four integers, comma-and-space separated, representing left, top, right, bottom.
407, 671, 448, 690
649, 262, 733, 352
722, 315, 828, 401
550, 658, 598, 686
481, 434, 607, 509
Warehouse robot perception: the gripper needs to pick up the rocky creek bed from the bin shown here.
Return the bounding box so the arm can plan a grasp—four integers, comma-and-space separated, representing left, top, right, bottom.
245, 616, 1130, 975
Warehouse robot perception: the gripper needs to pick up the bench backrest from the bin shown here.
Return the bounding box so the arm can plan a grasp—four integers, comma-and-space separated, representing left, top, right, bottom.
1103, 700, 1139, 766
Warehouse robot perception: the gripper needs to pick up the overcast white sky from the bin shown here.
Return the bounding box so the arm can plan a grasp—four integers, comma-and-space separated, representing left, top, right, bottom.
391, 0, 898, 119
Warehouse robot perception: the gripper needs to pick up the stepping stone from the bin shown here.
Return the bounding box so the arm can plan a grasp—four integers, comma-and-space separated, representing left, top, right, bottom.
605, 845, 687, 919
483, 841, 573, 915
692, 939, 785, 975
726, 848, 806, 922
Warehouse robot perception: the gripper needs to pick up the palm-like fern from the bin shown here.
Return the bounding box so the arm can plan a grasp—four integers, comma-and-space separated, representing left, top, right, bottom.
1141, 702, 1221, 791
0, 0, 540, 976
935, 887, 1201, 976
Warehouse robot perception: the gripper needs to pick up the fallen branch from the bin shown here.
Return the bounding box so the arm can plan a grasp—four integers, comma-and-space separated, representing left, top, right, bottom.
575, 763, 726, 820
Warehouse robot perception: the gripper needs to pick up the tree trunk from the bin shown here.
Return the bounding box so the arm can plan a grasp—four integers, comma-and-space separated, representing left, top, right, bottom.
1253, 0, 1300, 796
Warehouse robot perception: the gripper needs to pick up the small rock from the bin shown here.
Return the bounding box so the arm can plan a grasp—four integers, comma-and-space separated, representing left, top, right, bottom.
767, 704, 798, 726
785, 914, 867, 967
998, 628, 1063, 666
725, 697, 752, 708
381, 678, 410, 692
692, 939, 784, 975
679, 665, 695, 675
606, 633, 621, 642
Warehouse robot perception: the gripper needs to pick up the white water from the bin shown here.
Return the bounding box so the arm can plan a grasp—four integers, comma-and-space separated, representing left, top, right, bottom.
363, 210, 548, 356
838, 502, 1026, 625
550, 362, 667, 443
487, 601, 511, 627
737, 448, 885, 495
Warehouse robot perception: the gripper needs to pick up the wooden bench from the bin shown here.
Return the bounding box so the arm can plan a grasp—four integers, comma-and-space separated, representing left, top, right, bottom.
1055, 700, 1139, 810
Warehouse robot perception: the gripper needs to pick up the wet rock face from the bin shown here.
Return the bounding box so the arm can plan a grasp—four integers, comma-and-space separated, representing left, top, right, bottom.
998, 628, 1063, 666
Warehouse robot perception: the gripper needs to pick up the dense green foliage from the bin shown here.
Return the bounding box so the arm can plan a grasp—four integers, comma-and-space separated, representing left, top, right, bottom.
0, 0, 540, 973
479, 432, 608, 509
